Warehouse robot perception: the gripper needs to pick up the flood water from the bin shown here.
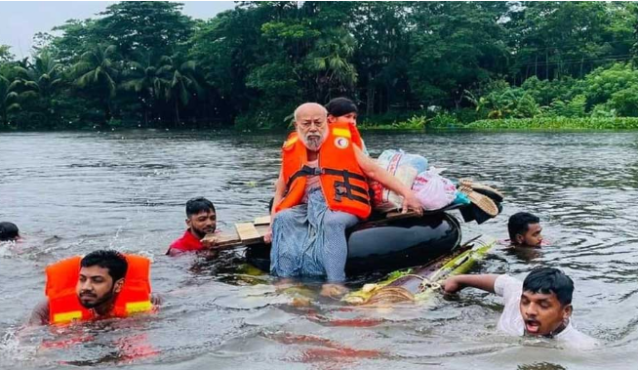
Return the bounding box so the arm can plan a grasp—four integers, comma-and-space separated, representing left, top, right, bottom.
1, 130, 638, 370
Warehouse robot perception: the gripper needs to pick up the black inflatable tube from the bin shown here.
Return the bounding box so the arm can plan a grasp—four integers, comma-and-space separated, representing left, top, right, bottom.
245, 212, 462, 277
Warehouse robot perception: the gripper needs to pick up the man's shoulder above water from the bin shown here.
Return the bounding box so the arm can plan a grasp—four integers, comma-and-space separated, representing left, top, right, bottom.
28, 295, 163, 326
554, 323, 600, 350
167, 230, 204, 255
28, 299, 50, 326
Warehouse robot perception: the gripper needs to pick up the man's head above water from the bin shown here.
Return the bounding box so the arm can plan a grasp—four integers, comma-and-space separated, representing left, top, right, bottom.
0, 221, 19, 242
521, 267, 573, 336
77, 250, 128, 309
508, 212, 543, 247
294, 102, 328, 152
186, 197, 217, 239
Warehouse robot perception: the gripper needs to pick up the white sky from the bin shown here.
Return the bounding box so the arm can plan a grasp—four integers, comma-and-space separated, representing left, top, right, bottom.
0, 1, 236, 58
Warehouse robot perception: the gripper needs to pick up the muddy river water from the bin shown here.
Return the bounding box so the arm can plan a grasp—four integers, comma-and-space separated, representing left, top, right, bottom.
1, 130, 638, 370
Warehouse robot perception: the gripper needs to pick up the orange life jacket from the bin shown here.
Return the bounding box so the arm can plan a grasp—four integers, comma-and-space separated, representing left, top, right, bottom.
346, 122, 364, 149
45, 254, 153, 325
275, 122, 371, 219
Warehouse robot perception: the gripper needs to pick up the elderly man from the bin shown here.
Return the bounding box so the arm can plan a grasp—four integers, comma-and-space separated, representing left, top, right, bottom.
265, 102, 422, 297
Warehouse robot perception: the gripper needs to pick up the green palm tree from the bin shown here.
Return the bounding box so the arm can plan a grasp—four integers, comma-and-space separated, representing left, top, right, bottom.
0, 74, 21, 129
15, 52, 64, 128
158, 54, 204, 126
307, 31, 357, 101
74, 44, 120, 126
121, 50, 165, 127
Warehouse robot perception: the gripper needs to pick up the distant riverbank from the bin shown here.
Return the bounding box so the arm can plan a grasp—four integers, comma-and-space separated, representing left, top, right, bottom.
4, 116, 638, 133
358, 116, 638, 131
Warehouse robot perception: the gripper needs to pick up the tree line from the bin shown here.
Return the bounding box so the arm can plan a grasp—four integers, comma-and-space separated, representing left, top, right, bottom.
1, 1, 638, 131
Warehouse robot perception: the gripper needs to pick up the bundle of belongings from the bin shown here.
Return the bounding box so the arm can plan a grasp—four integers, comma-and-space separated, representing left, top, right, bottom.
370, 149, 503, 225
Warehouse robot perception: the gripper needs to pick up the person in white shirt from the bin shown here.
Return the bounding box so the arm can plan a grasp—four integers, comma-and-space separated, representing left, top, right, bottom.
444, 267, 599, 350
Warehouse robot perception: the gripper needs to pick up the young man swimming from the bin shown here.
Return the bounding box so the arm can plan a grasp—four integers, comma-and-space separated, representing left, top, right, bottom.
0, 221, 20, 242
444, 267, 598, 350
30, 250, 160, 325
167, 197, 219, 256
508, 212, 543, 248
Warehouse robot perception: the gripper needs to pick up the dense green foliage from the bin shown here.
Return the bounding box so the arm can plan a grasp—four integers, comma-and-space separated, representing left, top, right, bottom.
1, 1, 638, 131
466, 117, 638, 130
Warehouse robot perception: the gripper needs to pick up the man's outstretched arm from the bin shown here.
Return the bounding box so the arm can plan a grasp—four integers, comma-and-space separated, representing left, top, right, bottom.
443, 274, 500, 294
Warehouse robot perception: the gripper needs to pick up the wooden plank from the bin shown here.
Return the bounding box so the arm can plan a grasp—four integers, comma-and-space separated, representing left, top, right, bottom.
255, 224, 270, 236
201, 223, 268, 251
204, 231, 241, 249
385, 210, 420, 220
235, 223, 262, 244
215, 239, 244, 249
254, 215, 271, 226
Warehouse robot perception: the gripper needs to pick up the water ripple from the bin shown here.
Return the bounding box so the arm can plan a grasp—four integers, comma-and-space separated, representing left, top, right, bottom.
2, 130, 638, 369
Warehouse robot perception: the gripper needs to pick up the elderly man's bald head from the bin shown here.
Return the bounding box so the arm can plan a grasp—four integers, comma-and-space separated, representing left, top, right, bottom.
294, 102, 328, 152
294, 102, 327, 122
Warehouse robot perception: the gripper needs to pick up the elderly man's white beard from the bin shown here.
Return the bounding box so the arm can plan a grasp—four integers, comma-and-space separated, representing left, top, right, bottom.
298, 129, 327, 152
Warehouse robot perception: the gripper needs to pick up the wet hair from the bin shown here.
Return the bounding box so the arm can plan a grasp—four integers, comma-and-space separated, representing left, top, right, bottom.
325, 97, 358, 118
186, 197, 216, 218
523, 267, 573, 306
508, 212, 540, 241
81, 250, 128, 282
0, 222, 19, 241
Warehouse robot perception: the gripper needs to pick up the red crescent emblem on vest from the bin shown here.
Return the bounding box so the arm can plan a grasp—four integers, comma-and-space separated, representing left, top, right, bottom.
334, 137, 350, 149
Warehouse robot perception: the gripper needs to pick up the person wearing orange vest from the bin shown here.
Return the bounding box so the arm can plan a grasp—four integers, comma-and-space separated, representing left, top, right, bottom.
29, 250, 160, 325
265, 102, 422, 298
325, 97, 369, 156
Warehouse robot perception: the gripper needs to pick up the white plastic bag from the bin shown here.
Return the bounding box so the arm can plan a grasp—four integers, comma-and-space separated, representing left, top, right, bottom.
377, 149, 428, 175
412, 167, 457, 210
371, 150, 421, 211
